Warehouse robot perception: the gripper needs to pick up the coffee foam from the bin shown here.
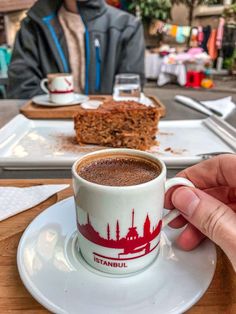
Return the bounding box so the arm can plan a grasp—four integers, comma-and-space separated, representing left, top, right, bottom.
76, 154, 161, 187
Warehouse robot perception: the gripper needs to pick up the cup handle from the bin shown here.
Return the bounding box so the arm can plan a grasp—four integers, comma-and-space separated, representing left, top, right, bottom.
40, 78, 49, 94
162, 177, 195, 228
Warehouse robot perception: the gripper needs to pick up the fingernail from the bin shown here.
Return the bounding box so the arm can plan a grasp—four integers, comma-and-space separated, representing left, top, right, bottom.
172, 187, 200, 217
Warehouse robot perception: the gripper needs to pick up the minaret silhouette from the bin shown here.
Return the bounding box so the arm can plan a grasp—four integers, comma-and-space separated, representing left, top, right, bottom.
126, 209, 138, 240
116, 220, 120, 241
144, 214, 151, 238
107, 223, 110, 240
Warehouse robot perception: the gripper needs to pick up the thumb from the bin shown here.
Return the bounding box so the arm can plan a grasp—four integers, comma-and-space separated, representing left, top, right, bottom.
172, 187, 236, 265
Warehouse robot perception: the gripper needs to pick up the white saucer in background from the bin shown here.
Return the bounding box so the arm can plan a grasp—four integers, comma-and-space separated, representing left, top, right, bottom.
17, 197, 216, 314
32, 94, 89, 107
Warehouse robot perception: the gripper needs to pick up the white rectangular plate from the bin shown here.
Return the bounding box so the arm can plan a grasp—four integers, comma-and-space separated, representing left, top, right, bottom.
0, 115, 234, 169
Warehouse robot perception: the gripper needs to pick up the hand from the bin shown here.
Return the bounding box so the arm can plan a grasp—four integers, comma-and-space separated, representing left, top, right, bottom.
165, 154, 236, 271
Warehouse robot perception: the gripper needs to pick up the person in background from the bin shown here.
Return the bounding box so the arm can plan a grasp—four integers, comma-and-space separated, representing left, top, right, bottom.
7, 0, 145, 99
165, 154, 236, 271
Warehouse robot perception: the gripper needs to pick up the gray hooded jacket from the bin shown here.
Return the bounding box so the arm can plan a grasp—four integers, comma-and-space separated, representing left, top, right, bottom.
7, 0, 145, 99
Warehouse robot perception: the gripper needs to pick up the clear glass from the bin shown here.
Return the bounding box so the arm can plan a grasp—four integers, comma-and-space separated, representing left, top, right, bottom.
113, 74, 141, 101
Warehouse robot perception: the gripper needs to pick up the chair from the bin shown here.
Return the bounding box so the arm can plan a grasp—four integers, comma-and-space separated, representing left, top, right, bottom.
0, 46, 11, 98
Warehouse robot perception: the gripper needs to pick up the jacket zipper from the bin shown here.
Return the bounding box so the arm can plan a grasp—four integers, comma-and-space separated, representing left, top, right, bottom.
80, 11, 90, 95
42, 14, 69, 73
95, 38, 101, 92
84, 27, 90, 95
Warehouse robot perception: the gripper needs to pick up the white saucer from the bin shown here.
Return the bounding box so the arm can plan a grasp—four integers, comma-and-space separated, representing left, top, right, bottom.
32, 94, 89, 107
17, 197, 216, 314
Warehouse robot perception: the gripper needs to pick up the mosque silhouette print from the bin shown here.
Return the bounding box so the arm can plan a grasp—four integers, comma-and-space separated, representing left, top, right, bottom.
78, 209, 162, 261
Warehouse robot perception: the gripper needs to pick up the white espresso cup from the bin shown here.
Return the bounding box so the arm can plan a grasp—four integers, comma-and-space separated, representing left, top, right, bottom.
72, 149, 194, 275
40, 73, 74, 104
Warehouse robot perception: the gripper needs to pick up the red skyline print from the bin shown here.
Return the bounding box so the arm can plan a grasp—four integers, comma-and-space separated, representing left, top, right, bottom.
77, 209, 162, 260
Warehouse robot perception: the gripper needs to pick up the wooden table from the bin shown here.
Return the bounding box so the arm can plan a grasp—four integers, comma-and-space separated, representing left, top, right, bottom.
0, 179, 71, 313
0, 178, 235, 314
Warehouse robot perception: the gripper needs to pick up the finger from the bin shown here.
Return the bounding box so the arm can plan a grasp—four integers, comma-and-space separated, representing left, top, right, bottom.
164, 186, 177, 209
175, 224, 205, 251
165, 186, 188, 228
166, 185, 236, 211
168, 215, 187, 228
172, 186, 236, 268
204, 186, 236, 205
177, 154, 236, 190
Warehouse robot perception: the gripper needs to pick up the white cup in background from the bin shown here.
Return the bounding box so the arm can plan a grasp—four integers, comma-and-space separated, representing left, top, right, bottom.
40, 73, 74, 105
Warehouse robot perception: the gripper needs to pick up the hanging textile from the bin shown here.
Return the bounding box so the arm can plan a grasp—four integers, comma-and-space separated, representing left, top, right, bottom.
149, 20, 191, 42
198, 26, 204, 45
216, 18, 225, 49
170, 25, 178, 37
176, 26, 185, 43
207, 29, 218, 60
190, 27, 198, 47
183, 26, 191, 37
200, 25, 211, 53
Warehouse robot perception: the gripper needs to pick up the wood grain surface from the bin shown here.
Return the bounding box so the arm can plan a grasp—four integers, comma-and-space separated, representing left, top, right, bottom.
20, 95, 166, 119
0, 179, 235, 314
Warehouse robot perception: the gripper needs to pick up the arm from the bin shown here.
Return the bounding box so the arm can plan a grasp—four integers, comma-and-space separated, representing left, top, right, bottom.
7, 17, 43, 99
118, 19, 145, 88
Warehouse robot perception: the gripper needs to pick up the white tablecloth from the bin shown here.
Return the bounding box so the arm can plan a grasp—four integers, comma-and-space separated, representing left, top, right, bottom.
158, 63, 187, 86
145, 52, 187, 86
145, 52, 163, 79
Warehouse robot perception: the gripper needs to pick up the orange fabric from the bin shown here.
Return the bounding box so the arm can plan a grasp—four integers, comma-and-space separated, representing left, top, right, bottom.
170, 25, 178, 37
207, 29, 218, 60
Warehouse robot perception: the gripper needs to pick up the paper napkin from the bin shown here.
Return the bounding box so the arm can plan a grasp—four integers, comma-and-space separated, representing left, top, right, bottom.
201, 96, 236, 119
0, 184, 70, 221
139, 93, 154, 107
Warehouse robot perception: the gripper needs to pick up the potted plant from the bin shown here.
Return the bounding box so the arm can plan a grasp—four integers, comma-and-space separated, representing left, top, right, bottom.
128, 0, 172, 21
223, 2, 236, 22
128, 0, 172, 46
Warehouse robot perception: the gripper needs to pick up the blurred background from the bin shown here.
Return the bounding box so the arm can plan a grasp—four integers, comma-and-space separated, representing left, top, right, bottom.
0, 0, 235, 98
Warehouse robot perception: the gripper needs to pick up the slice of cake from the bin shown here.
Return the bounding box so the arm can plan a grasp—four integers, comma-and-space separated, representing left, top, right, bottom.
74, 100, 159, 150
